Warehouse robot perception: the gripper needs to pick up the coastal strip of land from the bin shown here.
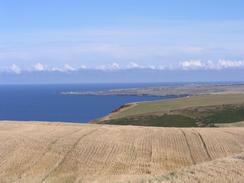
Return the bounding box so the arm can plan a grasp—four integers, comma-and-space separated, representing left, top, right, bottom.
62, 83, 244, 97
94, 103, 138, 122
95, 94, 244, 127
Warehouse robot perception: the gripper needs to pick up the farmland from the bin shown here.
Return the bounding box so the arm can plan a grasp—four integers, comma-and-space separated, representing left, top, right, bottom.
119, 153, 244, 183
98, 94, 244, 127
104, 114, 198, 127
106, 94, 244, 119
0, 122, 244, 182
63, 83, 244, 97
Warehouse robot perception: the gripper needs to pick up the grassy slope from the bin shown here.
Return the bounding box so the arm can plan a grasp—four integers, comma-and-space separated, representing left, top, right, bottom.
205, 107, 244, 124
106, 114, 198, 127
100, 94, 244, 127
111, 94, 244, 119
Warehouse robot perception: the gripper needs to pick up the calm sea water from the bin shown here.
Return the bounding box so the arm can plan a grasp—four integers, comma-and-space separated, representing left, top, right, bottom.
0, 83, 176, 123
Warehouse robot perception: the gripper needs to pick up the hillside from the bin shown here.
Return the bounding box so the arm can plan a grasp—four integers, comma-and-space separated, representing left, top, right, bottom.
0, 122, 244, 182
116, 153, 244, 183
97, 94, 244, 127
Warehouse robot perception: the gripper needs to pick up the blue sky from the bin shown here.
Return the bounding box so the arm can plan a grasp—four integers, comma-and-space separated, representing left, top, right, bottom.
0, 0, 244, 74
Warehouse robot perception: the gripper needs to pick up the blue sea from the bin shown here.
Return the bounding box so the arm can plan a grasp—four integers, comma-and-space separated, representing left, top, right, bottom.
0, 83, 176, 123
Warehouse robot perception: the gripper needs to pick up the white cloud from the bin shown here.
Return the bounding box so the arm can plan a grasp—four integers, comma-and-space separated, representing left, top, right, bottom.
33, 63, 46, 71
96, 62, 121, 71
179, 59, 244, 70
32, 63, 79, 72
205, 60, 217, 70
148, 65, 157, 70
2, 59, 244, 74
49, 67, 62, 72
218, 59, 244, 68
180, 60, 204, 70
127, 62, 167, 70
111, 62, 120, 70
8, 64, 21, 74
63, 64, 76, 72
127, 62, 143, 69
50, 64, 77, 72
79, 65, 87, 69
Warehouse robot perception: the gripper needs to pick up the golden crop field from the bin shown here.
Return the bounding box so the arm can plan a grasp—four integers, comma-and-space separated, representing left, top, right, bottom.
216, 121, 244, 127
0, 122, 244, 183
117, 153, 244, 183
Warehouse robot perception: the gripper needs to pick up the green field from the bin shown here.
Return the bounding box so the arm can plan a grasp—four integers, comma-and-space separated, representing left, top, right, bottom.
205, 107, 244, 124
101, 94, 244, 127
105, 114, 198, 127
110, 94, 244, 119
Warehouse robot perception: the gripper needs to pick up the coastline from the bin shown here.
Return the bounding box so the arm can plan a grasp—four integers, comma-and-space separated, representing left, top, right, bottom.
92, 94, 189, 124
91, 102, 138, 123
61, 83, 244, 97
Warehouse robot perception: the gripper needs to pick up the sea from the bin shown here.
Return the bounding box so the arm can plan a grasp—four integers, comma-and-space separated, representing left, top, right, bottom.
0, 83, 177, 123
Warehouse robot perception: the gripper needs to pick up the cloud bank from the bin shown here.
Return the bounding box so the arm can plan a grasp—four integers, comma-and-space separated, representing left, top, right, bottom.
2, 59, 244, 74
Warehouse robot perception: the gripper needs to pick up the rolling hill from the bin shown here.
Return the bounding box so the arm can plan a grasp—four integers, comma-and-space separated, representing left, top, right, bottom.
97, 94, 244, 127
0, 122, 244, 182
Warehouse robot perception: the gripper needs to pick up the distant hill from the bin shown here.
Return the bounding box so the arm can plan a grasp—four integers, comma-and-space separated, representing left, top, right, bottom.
97, 94, 244, 127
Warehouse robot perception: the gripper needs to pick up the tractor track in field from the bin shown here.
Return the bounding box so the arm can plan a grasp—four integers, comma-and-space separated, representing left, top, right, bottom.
40, 127, 101, 183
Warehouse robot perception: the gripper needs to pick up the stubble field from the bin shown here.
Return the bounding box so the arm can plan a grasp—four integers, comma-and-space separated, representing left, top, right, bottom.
0, 122, 244, 182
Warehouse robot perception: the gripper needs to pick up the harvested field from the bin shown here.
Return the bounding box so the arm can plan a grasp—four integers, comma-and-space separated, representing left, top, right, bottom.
0, 122, 244, 182
118, 153, 244, 183
216, 121, 244, 127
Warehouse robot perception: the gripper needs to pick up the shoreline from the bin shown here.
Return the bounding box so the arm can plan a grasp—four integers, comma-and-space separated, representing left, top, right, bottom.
91, 102, 138, 123
92, 95, 189, 124
61, 83, 244, 97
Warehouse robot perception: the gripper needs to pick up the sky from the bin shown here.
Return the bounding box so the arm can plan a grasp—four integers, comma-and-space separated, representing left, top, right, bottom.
0, 0, 244, 82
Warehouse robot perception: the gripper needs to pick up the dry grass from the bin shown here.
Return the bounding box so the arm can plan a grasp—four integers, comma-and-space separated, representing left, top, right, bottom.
0, 122, 244, 182
216, 121, 244, 127
117, 153, 244, 183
